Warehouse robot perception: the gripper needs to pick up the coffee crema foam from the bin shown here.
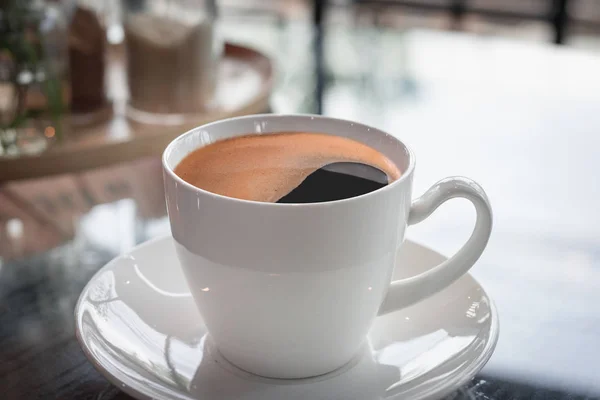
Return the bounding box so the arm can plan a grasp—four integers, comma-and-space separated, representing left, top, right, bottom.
174, 132, 402, 203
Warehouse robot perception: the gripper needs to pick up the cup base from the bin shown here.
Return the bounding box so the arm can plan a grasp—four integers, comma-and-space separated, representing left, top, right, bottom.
206, 335, 368, 381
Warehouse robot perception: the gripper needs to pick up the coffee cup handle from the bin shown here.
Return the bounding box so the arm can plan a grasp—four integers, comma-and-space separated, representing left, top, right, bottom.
378, 177, 493, 315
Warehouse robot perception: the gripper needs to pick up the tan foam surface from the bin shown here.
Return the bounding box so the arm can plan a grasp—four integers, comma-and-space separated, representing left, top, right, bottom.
174, 132, 402, 202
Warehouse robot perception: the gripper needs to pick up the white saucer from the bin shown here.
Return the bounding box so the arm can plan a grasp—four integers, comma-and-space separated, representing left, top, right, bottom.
75, 236, 498, 400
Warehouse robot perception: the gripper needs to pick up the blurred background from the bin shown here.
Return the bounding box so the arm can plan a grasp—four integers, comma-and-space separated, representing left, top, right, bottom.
2, 0, 600, 260
2, 1, 600, 399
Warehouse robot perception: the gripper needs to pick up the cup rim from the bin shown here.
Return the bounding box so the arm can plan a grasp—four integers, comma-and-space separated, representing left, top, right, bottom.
162, 114, 415, 207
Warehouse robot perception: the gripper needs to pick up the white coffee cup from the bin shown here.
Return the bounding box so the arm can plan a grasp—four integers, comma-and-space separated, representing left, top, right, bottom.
162, 114, 492, 379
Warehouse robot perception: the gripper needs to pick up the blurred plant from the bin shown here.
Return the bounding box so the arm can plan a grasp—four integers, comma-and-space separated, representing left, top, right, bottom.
0, 0, 65, 155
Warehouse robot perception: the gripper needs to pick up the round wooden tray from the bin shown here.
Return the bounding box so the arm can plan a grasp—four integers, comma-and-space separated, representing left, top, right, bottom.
0, 43, 274, 182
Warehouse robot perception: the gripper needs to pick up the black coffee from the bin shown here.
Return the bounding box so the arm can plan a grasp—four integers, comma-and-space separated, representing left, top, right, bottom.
277, 168, 387, 203
174, 132, 401, 203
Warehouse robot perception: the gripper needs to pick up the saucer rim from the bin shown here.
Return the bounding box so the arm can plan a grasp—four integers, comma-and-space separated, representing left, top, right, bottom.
74, 235, 500, 400
405, 298, 499, 400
